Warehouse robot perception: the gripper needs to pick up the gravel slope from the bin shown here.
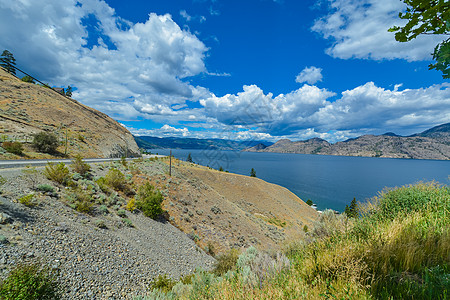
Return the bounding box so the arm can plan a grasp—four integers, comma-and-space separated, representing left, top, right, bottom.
0, 166, 214, 299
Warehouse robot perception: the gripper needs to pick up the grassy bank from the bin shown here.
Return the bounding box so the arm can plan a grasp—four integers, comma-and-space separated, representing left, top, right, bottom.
138, 182, 449, 299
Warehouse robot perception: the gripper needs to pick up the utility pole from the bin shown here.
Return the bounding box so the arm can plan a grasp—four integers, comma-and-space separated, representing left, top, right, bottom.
169, 149, 172, 176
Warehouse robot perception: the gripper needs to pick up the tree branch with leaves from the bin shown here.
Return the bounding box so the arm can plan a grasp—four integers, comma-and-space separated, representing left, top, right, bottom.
389, 0, 450, 78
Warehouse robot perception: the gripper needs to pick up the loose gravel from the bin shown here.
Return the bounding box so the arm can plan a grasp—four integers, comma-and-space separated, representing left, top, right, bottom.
0, 166, 215, 299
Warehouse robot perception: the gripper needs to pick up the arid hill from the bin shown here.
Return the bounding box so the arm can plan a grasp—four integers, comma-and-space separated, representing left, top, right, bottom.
160, 160, 319, 253
246, 123, 450, 160
0, 68, 139, 158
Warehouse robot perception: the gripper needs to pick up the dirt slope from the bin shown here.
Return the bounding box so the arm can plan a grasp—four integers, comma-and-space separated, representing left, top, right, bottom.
0, 68, 139, 158
162, 160, 319, 253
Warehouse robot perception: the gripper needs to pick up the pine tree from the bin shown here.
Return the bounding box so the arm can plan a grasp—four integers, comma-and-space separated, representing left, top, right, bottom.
186, 153, 193, 163
0, 50, 16, 75
250, 168, 256, 177
345, 198, 358, 218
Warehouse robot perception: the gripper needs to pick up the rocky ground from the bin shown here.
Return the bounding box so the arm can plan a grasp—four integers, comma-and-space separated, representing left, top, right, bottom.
0, 157, 317, 299
0, 161, 215, 299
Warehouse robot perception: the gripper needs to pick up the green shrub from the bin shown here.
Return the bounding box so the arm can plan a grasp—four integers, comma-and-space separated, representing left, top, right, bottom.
44, 162, 70, 186
306, 199, 313, 206
67, 188, 93, 214
0, 175, 6, 193
37, 184, 55, 193
96, 177, 111, 194
95, 219, 107, 229
117, 209, 127, 218
105, 168, 127, 192
122, 218, 133, 227
2, 141, 23, 155
32, 132, 59, 154
149, 275, 176, 293
70, 155, 91, 177
0, 261, 61, 300
136, 182, 164, 219
18, 194, 37, 207
213, 248, 240, 276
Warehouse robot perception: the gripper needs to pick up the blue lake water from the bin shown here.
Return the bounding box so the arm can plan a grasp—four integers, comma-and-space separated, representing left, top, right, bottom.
152, 149, 450, 212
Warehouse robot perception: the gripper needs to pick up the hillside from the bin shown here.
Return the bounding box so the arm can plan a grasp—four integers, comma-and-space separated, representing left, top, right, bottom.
0, 157, 318, 298
135, 135, 272, 151
246, 123, 450, 160
0, 68, 140, 158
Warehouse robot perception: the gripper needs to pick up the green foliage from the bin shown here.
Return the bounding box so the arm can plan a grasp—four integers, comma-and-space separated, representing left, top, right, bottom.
44, 162, 70, 186
117, 209, 127, 218
136, 182, 164, 219
213, 249, 240, 276
150, 275, 176, 293
2, 141, 24, 155
389, 1, 450, 78
21, 75, 35, 83
37, 184, 55, 193
186, 153, 193, 163
0, 261, 61, 300
104, 168, 127, 192
306, 199, 313, 206
68, 188, 93, 213
250, 168, 256, 177
344, 197, 358, 218
65, 85, 72, 97
121, 218, 133, 227
0, 50, 16, 75
0, 175, 6, 188
95, 219, 107, 229
218, 166, 224, 172
32, 132, 59, 154
18, 194, 37, 207
70, 155, 91, 177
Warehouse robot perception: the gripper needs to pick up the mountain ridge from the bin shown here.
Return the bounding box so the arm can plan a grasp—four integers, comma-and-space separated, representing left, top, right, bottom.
245, 123, 450, 160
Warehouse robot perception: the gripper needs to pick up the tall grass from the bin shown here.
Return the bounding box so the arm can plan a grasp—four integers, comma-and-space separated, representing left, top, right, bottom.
134, 182, 449, 300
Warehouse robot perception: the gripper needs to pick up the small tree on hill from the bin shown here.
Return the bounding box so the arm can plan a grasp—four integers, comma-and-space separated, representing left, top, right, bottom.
345, 197, 358, 218
65, 85, 73, 97
0, 50, 16, 75
306, 199, 313, 206
33, 132, 59, 154
250, 168, 256, 177
21, 75, 35, 84
186, 153, 193, 163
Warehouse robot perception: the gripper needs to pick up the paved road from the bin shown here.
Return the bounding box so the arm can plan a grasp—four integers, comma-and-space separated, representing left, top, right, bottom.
0, 154, 166, 169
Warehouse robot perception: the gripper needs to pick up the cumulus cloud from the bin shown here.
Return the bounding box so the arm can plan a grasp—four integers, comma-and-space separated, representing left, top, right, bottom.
200, 84, 336, 135
200, 82, 450, 141
295, 66, 323, 84
312, 0, 443, 61
131, 124, 190, 138
0, 0, 211, 120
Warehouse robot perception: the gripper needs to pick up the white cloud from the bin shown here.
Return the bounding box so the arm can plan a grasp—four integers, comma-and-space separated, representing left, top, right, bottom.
180, 10, 192, 22
132, 124, 190, 138
295, 66, 323, 84
200, 84, 336, 135
199, 82, 450, 140
0, 0, 212, 121
312, 0, 443, 61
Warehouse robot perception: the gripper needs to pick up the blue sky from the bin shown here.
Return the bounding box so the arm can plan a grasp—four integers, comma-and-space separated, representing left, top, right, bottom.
0, 0, 448, 142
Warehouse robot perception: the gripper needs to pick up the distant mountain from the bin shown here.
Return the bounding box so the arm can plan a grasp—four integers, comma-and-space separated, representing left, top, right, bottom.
245, 123, 450, 160
134, 136, 273, 151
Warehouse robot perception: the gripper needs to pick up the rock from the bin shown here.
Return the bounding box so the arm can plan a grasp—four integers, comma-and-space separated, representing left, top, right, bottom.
0, 212, 12, 224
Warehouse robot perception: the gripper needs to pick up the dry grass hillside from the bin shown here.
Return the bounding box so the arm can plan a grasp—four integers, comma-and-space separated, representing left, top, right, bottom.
154, 159, 319, 254
0, 68, 139, 158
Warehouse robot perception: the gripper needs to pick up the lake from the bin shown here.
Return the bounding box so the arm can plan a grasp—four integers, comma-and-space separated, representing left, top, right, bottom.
151, 149, 450, 211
